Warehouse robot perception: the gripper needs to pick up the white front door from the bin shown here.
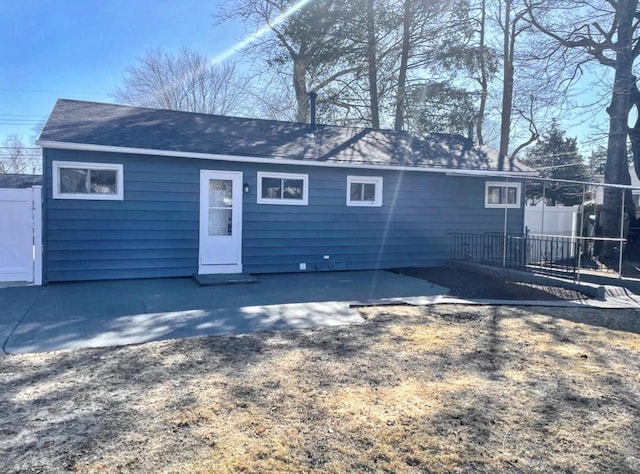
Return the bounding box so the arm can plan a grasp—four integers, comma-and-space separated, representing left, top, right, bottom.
198, 170, 243, 274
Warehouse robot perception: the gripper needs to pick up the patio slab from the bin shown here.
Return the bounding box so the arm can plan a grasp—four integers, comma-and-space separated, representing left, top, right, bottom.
1, 270, 446, 354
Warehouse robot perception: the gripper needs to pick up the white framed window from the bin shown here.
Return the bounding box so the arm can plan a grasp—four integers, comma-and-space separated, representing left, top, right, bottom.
257, 172, 308, 205
347, 176, 383, 207
53, 161, 124, 200
485, 181, 521, 208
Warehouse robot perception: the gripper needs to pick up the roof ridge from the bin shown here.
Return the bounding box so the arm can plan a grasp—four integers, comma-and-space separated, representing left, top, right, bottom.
53, 98, 447, 137
40, 98, 533, 173
54, 98, 383, 134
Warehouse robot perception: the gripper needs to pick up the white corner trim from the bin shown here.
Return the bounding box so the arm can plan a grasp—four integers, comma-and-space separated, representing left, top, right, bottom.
37, 139, 537, 177
346, 175, 383, 207
52, 160, 124, 200
257, 171, 309, 205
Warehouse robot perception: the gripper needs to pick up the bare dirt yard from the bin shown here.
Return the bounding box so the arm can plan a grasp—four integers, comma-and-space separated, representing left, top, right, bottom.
2, 303, 640, 473
395, 267, 590, 300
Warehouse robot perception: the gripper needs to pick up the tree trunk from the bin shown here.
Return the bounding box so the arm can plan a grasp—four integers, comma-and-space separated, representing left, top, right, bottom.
293, 58, 309, 123
394, 0, 411, 131
601, 0, 637, 250
476, 0, 487, 145
366, 0, 380, 129
498, 0, 513, 171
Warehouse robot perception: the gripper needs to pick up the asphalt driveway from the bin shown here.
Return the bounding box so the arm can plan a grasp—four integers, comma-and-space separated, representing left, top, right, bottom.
1, 271, 447, 354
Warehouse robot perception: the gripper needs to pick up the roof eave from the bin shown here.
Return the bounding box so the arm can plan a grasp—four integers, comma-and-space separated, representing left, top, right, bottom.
36, 139, 537, 177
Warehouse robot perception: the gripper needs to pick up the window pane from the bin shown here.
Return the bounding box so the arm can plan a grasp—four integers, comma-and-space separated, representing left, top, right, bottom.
90, 169, 117, 194
283, 179, 303, 199
507, 187, 517, 204
60, 168, 88, 193
350, 182, 363, 201
363, 183, 376, 201
209, 208, 232, 236
487, 186, 502, 204
209, 179, 232, 207
262, 177, 282, 199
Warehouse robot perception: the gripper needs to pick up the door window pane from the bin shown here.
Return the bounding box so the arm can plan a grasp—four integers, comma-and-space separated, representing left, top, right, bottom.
208, 179, 233, 236
209, 208, 232, 236
209, 179, 232, 207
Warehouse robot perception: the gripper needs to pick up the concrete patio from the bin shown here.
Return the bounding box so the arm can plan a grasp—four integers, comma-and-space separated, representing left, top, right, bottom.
0, 270, 447, 354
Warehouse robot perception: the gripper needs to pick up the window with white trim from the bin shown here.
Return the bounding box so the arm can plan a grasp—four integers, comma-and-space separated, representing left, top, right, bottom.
347, 176, 383, 207
53, 161, 124, 200
257, 172, 308, 205
485, 181, 520, 208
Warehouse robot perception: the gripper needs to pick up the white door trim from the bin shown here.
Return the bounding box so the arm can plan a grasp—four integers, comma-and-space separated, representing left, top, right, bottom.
198, 170, 243, 275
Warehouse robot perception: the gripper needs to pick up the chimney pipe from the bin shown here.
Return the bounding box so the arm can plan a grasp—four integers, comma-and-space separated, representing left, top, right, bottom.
309, 91, 318, 131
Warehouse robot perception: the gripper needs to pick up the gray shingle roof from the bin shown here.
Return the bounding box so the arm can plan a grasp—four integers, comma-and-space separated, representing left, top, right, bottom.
39, 99, 533, 172
0, 174, 42, 188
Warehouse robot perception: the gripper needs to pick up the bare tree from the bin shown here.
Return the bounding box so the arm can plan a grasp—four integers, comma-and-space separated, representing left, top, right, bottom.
216, 0, 359, 123
113, 47, 249, 115
0, 135, 41, 174
393, 0, 412, 131
496, 0, 542, 169
366, 0, 380, 128
246, 72, 298, 122
476, 0, 490, 145
391, 0, 477, 132
526, 0, 640, 246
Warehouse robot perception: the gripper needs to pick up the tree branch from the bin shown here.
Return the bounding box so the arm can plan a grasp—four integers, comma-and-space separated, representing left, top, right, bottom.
525, 3, 617, 68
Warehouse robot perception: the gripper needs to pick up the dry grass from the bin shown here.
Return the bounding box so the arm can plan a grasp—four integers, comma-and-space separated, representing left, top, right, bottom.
2, 304, 640, 473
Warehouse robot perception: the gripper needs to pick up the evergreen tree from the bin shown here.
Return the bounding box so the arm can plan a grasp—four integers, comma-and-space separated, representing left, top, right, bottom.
522, 120, 590, 206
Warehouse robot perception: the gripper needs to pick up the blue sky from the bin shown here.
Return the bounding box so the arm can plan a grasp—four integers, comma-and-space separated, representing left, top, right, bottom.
0, 0, 242, 143
0, 0, 610, 153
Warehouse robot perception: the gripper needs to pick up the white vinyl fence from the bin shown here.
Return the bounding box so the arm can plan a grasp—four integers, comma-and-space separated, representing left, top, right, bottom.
524, 205, 579, 237
0, 186, 42, 285
525, 205, 579, 262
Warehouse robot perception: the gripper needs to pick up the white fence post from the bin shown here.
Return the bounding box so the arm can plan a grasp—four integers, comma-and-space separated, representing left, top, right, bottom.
32, 185, 42, 285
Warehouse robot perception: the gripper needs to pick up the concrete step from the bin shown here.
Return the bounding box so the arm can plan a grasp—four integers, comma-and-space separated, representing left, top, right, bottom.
193, 273, 257, 286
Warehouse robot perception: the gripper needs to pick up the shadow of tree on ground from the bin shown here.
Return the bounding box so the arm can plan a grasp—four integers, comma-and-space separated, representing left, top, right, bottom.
1, 304, 639, 472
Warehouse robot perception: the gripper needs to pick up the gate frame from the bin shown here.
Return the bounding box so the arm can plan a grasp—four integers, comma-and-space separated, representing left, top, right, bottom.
33, 185, 42, 285
0, 185, 42, 285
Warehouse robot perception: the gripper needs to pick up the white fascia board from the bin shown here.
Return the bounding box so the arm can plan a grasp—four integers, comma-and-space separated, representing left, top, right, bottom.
445, 170, 537, 178
450, 170, 640, 190
36, 139, 536, 176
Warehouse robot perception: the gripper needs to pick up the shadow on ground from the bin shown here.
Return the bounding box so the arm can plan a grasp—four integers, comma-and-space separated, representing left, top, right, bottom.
1, 271, 446, 354
2, 304, 639, 472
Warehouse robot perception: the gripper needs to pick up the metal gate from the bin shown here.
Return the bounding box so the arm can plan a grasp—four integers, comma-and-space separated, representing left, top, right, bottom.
0, 187, 42, 284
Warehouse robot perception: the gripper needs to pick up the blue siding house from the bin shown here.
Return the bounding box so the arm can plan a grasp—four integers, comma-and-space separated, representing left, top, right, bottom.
37, 99, 534, 283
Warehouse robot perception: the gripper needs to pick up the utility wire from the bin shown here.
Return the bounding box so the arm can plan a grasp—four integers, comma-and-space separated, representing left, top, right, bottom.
0, 88, 107, 95
0, 147, 42, 150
